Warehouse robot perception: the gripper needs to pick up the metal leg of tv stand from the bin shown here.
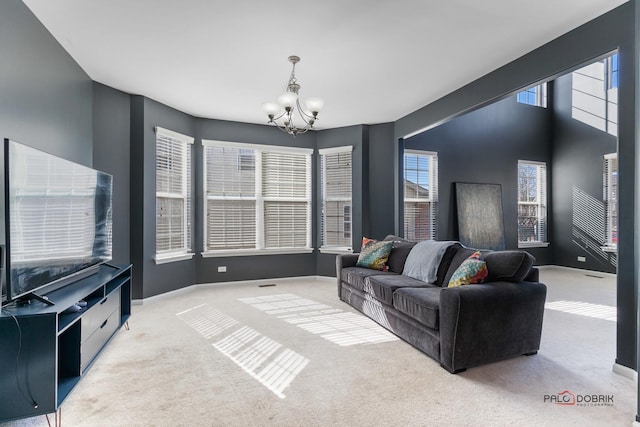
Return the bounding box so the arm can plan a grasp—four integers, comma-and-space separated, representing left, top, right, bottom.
124, 320, 130, 331
45, 408, 61, 427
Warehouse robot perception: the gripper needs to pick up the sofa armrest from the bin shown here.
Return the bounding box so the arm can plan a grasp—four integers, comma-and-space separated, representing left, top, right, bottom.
439, 281, 547, 373
336, 253, 360, 296
524, 267, 539, 282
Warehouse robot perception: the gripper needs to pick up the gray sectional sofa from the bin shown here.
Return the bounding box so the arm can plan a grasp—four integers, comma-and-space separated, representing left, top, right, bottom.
336, 237, 547, 373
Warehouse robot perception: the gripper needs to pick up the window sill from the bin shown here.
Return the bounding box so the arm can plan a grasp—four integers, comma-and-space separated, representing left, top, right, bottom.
518, 241, 550, 249
202, 248, 314, 258
319, 247, 353, 255
601, 245, 617, 253
154, 253, 195, 264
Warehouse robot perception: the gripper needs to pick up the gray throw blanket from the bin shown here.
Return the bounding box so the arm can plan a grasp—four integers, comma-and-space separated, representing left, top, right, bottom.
402, 240, 458, 283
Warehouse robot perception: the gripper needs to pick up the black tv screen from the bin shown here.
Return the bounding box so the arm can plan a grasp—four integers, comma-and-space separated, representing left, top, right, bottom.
1, 139, 113, 304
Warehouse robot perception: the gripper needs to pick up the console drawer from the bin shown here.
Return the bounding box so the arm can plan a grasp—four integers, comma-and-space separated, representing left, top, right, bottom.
81, 291, 120, 342
80, 308, 120, 372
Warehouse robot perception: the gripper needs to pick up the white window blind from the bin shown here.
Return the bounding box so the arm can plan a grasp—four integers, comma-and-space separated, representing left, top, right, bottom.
517, 160, 547, 245
155, 127, 193, 257
403, 150, 438, 240
204, 145, 256, 250
203, 140, 312, 253
603, 153, 618, 247
320, 146, 352, 250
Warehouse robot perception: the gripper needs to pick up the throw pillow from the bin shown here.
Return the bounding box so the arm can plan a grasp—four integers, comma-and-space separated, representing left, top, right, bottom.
447, 251, 488, 287
356, 237, 393, 271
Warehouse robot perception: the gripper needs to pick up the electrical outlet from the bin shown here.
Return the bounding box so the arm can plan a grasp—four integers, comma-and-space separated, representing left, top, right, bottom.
577, 256, 586, 262
218, 266, 227, 273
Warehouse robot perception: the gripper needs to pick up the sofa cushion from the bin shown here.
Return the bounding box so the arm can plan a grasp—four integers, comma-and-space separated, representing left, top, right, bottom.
356, 237, 394, 271
393, 287, 442, 329
367, 274, 435, 305
341, 267, 395, 292
484, 251, 535, 282
447, 251, 488, 287
386, 240, 417, 274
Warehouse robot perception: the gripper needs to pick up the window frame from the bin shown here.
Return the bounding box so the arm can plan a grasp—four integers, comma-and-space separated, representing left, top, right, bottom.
403, 149, 438, 241
202, 140, 313, 257
154, 126, 195, 264
517, 160, 549, 248
319, 146, 353, 253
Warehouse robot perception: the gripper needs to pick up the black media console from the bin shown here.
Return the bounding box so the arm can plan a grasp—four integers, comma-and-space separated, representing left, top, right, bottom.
0, 264, 132, 423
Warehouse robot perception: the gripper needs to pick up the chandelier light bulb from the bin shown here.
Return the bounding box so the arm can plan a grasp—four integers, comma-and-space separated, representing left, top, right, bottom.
305, 97, 324, 114
262, 102, 281, 118
278, 92, 298, 110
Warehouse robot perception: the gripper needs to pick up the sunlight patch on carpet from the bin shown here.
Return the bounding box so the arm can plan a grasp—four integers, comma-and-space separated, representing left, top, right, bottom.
176, 304, 308, 399
176, 304, 238, 338
545, 300, 616, 321
213, 326, 309, 399
239, 294, 398, 346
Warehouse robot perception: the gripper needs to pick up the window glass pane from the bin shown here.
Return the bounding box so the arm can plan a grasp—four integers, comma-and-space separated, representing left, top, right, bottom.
321, 148, 352, 248
517, 161, 547, 243
155, 131, 191, 255
203, 142, 311, 252
403, 151, 437, 240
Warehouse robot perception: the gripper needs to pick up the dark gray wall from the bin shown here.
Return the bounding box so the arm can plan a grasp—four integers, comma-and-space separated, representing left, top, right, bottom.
394, 1, 637, 370
368, 123, 396, 239
130, 97, 145, 299
404, 96, 553, 265
552, 73, 617, 273
93, 83, 131, 266
130, 96, 197, 299
195, 118, 317, 285
316, 125, 368, 276
0, 0, 92, 165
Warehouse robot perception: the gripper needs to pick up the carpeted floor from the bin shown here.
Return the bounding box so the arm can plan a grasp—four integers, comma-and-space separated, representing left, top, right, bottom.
1, 266, 635, 426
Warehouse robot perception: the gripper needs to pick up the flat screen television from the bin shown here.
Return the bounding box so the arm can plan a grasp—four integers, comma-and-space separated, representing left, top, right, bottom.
0, 139, 113, 305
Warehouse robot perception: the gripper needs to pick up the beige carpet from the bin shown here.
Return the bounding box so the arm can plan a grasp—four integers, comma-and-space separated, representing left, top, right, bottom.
1, 266, 635, 426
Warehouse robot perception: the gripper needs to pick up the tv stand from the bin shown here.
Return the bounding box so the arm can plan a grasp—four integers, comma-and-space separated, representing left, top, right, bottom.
0, 264, 132, 423
15, 292, 56, 307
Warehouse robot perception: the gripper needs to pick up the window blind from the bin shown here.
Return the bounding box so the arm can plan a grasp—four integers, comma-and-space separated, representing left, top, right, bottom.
403, 150, 438, 240
262, 151, 311, 248
517, 161, 547, 243
320, 147, 352, 249
202, 140, 312, 252
204, 145, 256, 250
155, 127, 193, 256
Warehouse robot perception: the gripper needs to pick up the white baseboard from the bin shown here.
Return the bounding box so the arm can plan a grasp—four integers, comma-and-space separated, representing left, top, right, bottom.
536, 264, 616, 279
612, 362, 637, 381
134, 275, 333, 305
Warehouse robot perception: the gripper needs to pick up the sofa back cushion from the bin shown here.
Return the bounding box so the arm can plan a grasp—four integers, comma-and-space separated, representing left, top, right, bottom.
434, 243, 463, 287
484, 251, 535, 282
384, 237, 417, 274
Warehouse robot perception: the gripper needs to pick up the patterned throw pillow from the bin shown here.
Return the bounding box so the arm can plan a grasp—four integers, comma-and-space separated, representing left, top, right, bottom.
447, 251, 488, 287
356, 237, 393, 271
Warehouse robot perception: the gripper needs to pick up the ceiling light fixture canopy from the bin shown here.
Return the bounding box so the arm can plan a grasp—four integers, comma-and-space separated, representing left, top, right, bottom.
262, 55, 324, 137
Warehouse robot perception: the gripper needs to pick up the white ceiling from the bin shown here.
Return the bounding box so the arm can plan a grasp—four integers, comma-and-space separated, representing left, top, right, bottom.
23, 0, 627, 130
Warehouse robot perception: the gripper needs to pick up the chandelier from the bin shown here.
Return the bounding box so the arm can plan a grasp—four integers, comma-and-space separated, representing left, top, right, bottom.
262, 55, 324, 136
